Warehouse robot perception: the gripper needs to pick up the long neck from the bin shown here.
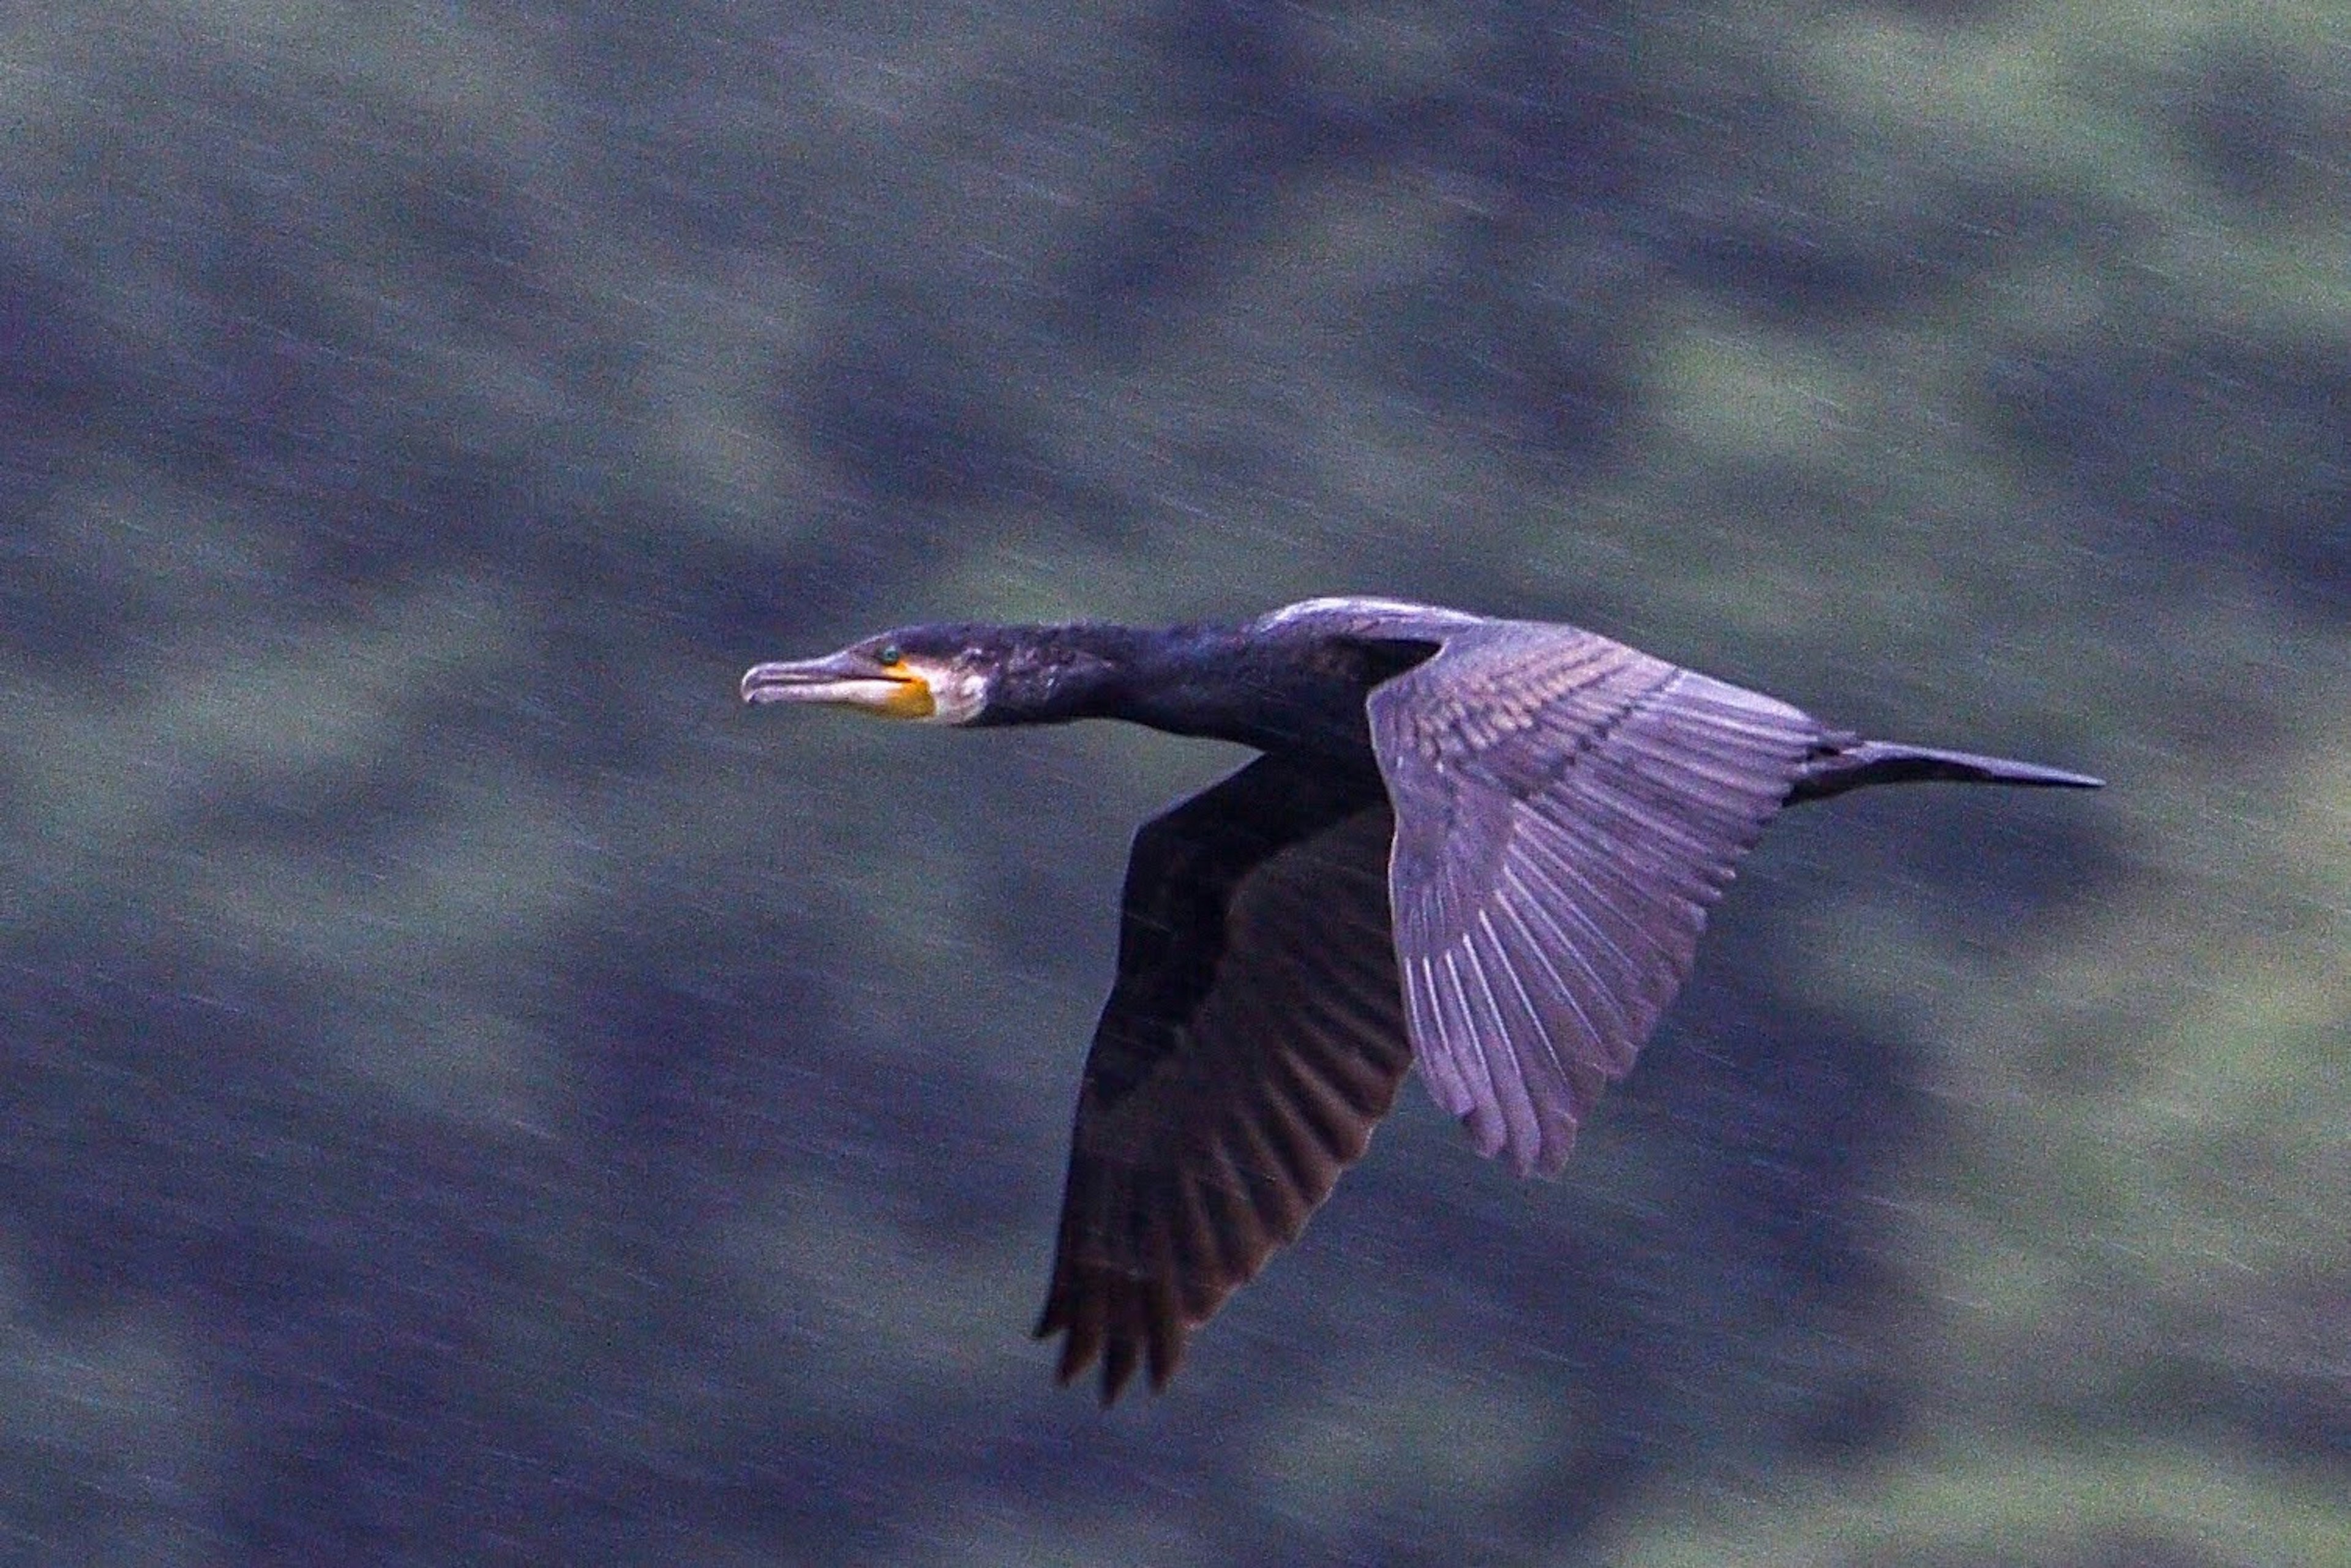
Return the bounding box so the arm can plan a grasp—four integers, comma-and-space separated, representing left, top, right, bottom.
1105, 625, 1283, 742
984, 623, 1389, 759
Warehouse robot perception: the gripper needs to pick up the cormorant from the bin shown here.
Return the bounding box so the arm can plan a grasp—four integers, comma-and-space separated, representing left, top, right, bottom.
739, 596, 2101, 1403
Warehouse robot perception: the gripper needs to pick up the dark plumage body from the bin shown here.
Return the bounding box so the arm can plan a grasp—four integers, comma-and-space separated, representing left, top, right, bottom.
740, 597, 2102, 1402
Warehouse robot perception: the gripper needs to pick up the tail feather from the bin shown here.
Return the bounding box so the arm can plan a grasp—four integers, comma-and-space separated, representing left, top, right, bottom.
1791, 739, 2104, 804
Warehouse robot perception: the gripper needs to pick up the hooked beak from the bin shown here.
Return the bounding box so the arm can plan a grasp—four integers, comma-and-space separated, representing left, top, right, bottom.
738, 649, 938, 719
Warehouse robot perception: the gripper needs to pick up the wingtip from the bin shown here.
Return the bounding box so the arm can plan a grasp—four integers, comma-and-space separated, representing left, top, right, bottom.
1457, 1104, 1578, 1180
1498, 1136, 1578, 1181
1100, 1335, 1142, 1404
1037, 1280, 1157, 1406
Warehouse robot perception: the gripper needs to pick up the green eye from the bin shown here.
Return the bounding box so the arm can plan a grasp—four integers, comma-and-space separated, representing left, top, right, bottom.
876, 643, 904, 666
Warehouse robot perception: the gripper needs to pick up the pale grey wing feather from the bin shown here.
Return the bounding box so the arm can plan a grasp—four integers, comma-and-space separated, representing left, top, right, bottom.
1037, 755, 1411, 1402
1368, 623, 1821, 1177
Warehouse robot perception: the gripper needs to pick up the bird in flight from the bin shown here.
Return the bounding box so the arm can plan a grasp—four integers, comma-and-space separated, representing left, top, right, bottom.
739, 596, 2101, 1403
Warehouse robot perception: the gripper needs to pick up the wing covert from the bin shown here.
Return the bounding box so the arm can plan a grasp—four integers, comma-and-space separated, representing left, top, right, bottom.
1368, 623, 1821, 1177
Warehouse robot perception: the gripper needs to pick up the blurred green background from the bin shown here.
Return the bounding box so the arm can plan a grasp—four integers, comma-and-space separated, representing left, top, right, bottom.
2, 1, 2344, 1563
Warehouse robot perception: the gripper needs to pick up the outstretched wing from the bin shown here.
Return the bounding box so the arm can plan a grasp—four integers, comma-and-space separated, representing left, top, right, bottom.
1367, 622, 1821, 1177
1037, 754, 1410, 1403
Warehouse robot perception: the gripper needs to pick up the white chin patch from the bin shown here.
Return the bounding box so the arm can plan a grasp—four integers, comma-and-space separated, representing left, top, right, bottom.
922, 666, 991, 724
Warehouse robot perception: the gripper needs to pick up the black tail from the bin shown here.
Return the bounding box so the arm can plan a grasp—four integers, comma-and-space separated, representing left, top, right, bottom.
1790, 739, 2104, 805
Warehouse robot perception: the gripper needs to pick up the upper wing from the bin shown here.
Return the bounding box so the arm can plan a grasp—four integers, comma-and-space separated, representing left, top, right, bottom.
1367, 622, 1821, 1177
1036, 754, 1410, 1403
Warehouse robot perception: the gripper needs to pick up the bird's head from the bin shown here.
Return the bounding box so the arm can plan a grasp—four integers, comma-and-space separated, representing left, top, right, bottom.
738, 626, 997, 724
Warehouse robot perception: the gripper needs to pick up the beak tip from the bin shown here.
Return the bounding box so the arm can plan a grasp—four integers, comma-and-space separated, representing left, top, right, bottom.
738, 663, 781, 705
